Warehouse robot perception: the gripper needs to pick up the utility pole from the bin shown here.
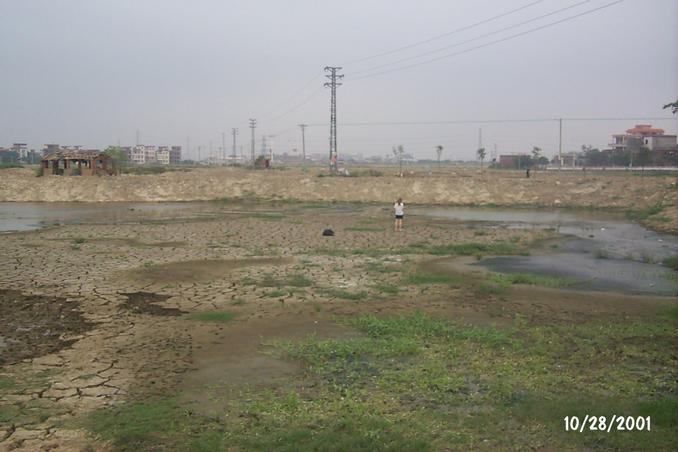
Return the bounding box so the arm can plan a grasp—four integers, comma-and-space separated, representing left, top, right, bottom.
249, 118, 256, 167
268, 134, 275, 165
136, 129, 140, 146
222, 132, 226, 163
260, 135, 267, 158
324, 66, 343, 173
231, 128, 238, 164
298, 124, 307, 163
558, 118, 562, 170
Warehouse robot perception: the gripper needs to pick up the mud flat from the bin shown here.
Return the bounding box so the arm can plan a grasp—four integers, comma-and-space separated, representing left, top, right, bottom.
0, 201, 676, 450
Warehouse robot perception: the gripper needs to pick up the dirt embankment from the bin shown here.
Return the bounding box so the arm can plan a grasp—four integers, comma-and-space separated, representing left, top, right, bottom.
1, 166, 675, 211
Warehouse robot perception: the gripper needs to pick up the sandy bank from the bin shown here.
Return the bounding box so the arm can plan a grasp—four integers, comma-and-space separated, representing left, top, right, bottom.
1, 166, 675, 213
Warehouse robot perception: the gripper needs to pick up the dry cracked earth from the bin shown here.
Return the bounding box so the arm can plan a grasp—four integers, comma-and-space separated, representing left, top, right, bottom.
0, 203, 671, 450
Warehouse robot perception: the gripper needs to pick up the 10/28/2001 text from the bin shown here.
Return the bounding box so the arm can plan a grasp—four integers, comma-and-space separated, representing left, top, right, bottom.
564, 415, 650, 432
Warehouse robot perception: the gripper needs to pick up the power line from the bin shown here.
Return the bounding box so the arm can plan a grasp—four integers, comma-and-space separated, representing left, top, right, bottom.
342, 0, 545, 65
261, 72, 324, 120
305, 116, 673, 127
350, 0, 592, 76
351, 0, 624, 81
267, 85, 325, 122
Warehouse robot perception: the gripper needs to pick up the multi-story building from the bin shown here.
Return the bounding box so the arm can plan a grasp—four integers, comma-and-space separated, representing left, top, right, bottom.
611, 124, 677, 152
129, 145, 147, 164
170, 146, 182, 164
144, 146, 157, 164
156, 147, 170, 165
11, 143, 28, 159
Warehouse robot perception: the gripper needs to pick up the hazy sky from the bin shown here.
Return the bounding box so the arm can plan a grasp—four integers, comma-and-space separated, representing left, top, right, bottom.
1, 0, 676, 161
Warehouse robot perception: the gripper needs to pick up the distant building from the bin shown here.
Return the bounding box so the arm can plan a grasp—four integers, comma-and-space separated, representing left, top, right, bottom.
41, 150, 115, 176
11, 143, 28, 159
170, 146, 182, 164
144, 146, 157, 164
499, 154, 529, 169
129, 145, 147, 164
156, 147, 170, 165
42, 144, 61, 157
611, 124, 677, 153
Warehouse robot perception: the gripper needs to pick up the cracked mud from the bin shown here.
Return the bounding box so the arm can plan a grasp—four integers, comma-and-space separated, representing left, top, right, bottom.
0, 289, 98, 366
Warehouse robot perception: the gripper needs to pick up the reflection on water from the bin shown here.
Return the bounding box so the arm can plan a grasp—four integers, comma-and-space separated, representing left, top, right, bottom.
0, 202, 216, 232
412, 206, 678, 296
2, 202, 676, 296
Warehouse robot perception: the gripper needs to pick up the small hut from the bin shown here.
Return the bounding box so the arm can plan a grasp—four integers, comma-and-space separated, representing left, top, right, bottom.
41, 150, 115, 176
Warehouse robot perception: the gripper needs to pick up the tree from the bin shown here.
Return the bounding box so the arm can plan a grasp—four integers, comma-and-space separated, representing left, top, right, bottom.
584, 147, 609, 167
392, 145, 405, 175
104, 146, 128, 174
476, 147, 486, 171
663, 100, 678, 114
636, 146, 651, 170
531, 146, 542, 166
435, 145, 443, 170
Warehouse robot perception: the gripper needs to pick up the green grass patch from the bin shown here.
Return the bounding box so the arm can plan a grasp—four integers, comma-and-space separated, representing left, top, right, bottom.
474, 282, 508, 296
0, 162, 23, 169
259, 273, 313, 288
490, 272, 575, 288
662, 256, 678, 271
626, 202, 664, 221
371, 283, 400, 295
403, 271, 462, 286
191, 311, 237, 323
77, 310, 677, 450
422, 242, 528, 257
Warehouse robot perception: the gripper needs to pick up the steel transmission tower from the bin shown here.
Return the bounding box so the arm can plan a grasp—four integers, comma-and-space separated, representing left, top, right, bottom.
324, 66, 343, 173
298, 124, 307, 163
231, 128, 238, 164
249, 119, 256, 167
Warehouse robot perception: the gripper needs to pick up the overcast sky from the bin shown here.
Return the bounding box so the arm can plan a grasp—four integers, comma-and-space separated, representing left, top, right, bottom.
1, 0, 676, 161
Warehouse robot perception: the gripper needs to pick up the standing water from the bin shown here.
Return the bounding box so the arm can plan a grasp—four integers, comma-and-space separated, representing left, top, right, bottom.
411, 207, 678, 296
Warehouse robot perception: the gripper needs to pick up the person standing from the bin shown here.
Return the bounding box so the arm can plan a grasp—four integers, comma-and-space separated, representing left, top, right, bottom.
394, 198, 404, 231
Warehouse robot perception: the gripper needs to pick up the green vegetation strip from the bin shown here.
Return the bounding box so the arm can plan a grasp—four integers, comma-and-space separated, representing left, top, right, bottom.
490, 272, 575, 288
78, 311, 676, 450
191, 311, 236, 323
310, 241, 527, 258
663, 256, 678, 271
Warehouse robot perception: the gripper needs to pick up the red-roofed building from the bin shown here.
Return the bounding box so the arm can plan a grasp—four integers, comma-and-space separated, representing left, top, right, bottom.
611, 124, 676, 153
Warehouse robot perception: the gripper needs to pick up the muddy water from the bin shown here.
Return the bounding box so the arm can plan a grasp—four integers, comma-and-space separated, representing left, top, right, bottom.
3, 202, 676, 295
411, 207, 678, 296
0, 201, 218, 232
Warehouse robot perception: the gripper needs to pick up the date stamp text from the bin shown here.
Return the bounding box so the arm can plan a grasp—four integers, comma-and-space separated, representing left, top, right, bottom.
564, 415, 650, 432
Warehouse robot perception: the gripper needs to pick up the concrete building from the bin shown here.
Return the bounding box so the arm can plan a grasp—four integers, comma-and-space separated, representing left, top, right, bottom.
169, 146, 182, 164
11, 143, 28, 159
129, 145, 147, 164
611, 124, 677, 152
156, 147, 170, 165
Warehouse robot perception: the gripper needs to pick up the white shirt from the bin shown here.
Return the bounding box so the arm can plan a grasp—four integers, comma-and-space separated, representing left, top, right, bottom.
394, 202, 404, 216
